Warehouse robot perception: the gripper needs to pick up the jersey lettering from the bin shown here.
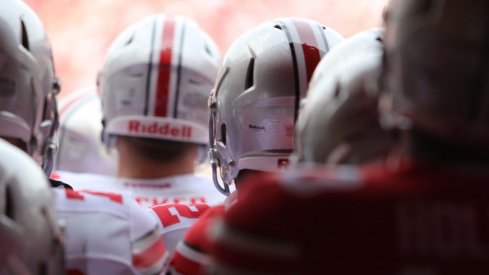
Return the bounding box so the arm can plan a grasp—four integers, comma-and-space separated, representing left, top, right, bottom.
65, 189, 123, 204
151, 203, 210, 227
135, 196, 207, 207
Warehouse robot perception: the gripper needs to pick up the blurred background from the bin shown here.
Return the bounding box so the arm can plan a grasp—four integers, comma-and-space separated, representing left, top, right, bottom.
25, 0, 388, 97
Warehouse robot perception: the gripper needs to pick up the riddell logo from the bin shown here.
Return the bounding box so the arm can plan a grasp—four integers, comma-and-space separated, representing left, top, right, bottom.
128, 120, 192, 138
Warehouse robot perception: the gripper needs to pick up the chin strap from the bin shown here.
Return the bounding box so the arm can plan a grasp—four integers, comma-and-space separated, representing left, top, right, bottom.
209, 148, 230, 196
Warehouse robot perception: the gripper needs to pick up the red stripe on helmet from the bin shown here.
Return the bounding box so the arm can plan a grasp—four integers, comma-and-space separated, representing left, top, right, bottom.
291, 20, 321, 84
154, 17, 176, 117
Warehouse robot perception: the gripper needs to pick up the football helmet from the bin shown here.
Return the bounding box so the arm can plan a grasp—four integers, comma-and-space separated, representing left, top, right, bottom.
0, 139, 64, 275
0, 0, 61, 175
55, 87, 117, 175
209, 17, 344, 195
308, 28, 384, 93
98, 14, 220, 147
294, 28, 390, 165
382, 0, 489, 149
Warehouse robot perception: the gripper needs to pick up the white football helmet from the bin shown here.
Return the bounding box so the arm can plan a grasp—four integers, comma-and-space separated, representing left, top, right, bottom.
0, 0, 61, 175
98, 14, 220, 147
308, 28, 384, 93
209, 17, 344, 195
55, 87, 117, 175
0, 139, 64, 275
294, 28, 391, 165
382, 0, 489, 149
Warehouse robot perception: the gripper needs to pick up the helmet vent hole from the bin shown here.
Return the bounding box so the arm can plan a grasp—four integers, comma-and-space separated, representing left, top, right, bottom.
322, 26, 327, 30
333, 82, 341, 98
20, 20, 30, 51
5, 185, 14, 220
376, 36, 383, 43
274, 25, 283, 30
245, 58, 255, 90
205, 43, 212, 55
221, 123, 227, 145
125, 34, 135, 46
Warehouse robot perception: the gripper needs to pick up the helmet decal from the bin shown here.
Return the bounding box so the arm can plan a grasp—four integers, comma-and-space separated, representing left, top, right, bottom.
280, 18, 328, 121
294, 29, 388, 165
153, 17, 177, 117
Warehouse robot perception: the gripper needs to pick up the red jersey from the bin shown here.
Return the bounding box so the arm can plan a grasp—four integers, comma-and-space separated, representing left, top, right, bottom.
169, 205, 225, 274
209, 161, 489, 274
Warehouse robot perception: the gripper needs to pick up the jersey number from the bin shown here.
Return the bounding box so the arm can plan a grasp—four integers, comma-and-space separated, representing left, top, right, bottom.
151, 203, 209, 227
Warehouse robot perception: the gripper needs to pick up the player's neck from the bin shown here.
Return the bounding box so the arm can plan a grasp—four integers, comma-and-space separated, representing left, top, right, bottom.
117, 153, 195, 179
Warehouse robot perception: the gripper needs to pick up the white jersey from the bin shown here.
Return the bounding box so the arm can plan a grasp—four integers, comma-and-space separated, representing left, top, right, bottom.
53, 188, 169, 274
148, 203, 210, 255
54, 171, 227, 208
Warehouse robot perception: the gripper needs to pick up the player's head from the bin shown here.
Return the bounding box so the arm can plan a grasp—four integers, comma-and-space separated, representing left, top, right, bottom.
0, 140, 64, 274
294, 28, 392, 165
0, 0, 61, 175
98, 14, 220, 165
381, 0, 489, 157
55, 87, 117, 175
209, 17, 344, 194
308, 28, 384, 89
